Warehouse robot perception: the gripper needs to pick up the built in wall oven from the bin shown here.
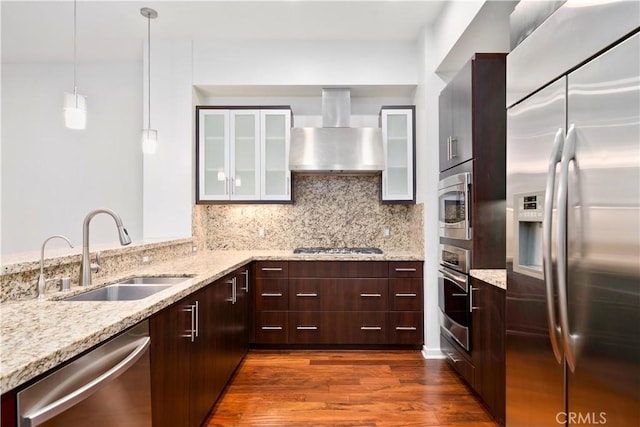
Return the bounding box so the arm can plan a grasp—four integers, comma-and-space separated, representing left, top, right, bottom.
438, 172, 472, 240
438, 244, 472, 351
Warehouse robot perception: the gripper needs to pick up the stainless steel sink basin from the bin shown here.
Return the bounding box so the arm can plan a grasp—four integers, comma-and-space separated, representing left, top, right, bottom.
62, 276, 190, 301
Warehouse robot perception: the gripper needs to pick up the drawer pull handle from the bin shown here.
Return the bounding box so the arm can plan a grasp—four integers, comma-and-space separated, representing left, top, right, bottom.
261, 267, 283, 271
296, 293, 318, 297
395, 293, 417, 297
395, 326, 417, 331
451, 293, 467, 297
261, 326, 283, 330
360, 293, 382, 297
261, 293, 283, 297
446, 351, 461, 363
296, 326, 318, 330
360, 326, 382, 331
395, 268, 417, 272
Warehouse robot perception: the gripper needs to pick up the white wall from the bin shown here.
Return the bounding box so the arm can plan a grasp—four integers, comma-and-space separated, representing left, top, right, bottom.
193, 40, 418, 86
142, 39, 194, 241
1, 62, 143, 255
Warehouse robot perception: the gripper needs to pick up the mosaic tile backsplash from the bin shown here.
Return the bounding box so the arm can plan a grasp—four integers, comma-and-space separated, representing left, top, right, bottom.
195, 175, 423, 253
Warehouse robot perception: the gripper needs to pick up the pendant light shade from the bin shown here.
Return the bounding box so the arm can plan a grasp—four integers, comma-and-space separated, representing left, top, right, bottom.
64, 90, 87, 130
141, 7, 158, 154
65, 0, 86, 129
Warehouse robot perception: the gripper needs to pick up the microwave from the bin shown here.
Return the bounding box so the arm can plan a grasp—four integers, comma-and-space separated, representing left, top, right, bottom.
438, 172, 472, 240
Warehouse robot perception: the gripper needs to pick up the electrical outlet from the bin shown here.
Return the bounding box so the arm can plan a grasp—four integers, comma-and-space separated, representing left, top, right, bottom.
141, 255, 150, 264
258, 227, 265, 238
383, 227, 391, 238
192, 245, 198, 253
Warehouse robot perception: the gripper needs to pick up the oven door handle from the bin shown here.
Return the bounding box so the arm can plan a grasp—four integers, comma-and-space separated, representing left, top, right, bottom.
21, 336, 151, 427
438, 268, 468, 293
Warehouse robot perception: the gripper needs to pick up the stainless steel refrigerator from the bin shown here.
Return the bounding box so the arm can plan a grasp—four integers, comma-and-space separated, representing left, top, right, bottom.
506, 2, 639, 426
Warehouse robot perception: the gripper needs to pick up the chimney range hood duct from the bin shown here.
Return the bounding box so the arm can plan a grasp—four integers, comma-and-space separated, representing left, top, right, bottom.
289, 88, 384, 174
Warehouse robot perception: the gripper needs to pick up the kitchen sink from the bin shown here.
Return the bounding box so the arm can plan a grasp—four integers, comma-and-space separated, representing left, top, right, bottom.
62, 276, 190, 301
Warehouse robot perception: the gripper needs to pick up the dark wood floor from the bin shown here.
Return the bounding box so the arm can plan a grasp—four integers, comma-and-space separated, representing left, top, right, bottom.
206, 350, 498, 426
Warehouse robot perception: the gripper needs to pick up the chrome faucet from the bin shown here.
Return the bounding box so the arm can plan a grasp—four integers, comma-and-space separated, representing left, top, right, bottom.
79, 208, 132, 287
38, 235, 74, 300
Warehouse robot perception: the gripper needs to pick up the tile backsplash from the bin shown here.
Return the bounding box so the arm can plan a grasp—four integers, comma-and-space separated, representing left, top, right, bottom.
194, 175, 423, 253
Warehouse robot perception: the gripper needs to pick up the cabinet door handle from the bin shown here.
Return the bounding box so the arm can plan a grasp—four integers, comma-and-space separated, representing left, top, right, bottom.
395, 293, 417, 297
395, 326, 417, 331
261, 267, 283, 272
261, 326, 283, 330
395, 267, 417, 272
470, 287, 479, 312
230, 177, 235, 195
360, 293, 382, 297
451, 293, 467, 297
286, 176, 290, 196
360, 326, 382, 331
261, 293, 283, 297
447, 136, 452, 160
450, 137, 457, 159
241, 270, 249, 292
184, 304, 196, 342
296, 326, 318, 330
296, 293, 318, 297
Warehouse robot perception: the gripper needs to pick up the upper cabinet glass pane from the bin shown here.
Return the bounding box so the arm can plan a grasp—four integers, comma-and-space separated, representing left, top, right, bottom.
203, 113, 226, 196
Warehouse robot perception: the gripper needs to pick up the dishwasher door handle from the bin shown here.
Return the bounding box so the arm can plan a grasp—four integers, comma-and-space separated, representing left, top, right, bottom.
22, 336, 151, 427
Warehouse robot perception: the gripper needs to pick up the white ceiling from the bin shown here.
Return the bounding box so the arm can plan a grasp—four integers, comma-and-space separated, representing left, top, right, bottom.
1, 0, 447, 63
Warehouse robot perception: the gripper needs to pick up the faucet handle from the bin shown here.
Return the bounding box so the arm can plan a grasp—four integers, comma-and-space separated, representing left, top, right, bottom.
91, 251, 102, 273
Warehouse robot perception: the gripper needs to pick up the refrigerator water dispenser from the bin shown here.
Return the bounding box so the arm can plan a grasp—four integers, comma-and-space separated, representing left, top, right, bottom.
514, 191, 544, 279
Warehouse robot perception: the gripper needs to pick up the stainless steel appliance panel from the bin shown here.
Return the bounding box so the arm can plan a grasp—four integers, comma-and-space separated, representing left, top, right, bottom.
438, 172, 472, 240
506, 78, 566, 427
17, 321, 151, 427
439, 244, 470, 274
438, 266, 470, 351
507, 1, 640, 107
565, 32, 640, 426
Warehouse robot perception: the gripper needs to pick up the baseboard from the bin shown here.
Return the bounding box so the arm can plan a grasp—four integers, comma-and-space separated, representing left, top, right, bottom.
421, 346, 446, 359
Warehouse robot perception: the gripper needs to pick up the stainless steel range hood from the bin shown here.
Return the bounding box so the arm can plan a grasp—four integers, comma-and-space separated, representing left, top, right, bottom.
289, 88, 384, 174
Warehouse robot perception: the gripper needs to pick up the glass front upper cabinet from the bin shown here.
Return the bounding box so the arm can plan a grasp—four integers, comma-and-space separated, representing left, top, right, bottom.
197, 107, 292, 203
381, 106, 416, 203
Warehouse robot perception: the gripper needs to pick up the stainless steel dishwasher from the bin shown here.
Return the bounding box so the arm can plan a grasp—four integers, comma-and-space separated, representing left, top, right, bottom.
17, 320, 151, 427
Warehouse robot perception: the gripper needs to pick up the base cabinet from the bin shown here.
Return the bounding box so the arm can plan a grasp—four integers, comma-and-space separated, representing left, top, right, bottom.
254, 260, 423, 347
442, 277, 505, 426
150, 265, 250, 427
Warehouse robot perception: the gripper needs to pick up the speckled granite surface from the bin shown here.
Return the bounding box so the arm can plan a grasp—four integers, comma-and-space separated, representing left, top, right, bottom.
1, 239, 194, 302
470, 269, 507, 290
196, 175, 424, 253
0, 249, 422, 394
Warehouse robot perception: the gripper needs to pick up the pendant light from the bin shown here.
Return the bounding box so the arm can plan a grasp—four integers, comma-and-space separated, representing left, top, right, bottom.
64, 0, 86, 129
141, 7, 158, 154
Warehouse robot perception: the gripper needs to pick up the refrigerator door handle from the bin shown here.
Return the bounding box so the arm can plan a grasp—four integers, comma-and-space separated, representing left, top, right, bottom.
543, 127, 566, 364
557, 124, 578, 372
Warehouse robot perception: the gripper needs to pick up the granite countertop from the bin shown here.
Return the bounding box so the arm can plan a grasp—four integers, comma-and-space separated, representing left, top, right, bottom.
470, 269, 507, 290
0, 249, 422, 394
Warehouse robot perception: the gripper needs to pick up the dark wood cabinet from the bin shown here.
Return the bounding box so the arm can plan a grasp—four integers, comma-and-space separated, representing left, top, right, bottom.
471, 277, 505, 426
439, 53, 506, 173
1, 389, 16, 427
151, 265, 251, 427
254, 260, 423, 347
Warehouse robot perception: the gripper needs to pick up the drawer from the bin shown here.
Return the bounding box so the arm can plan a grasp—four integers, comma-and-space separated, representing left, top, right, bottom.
289, 261, 388, 278
441, 333, 475, 388
340, 279, 388, 311
255, 279, 289, 311
289, 279, 323, 311
389, 261, 423, 278
389, 278, 423, 311
255, 312, 288, 344
389, 312, 423, 345
334, 312, 388, 344
255, 261, 289, 277
288, 312, 327, 344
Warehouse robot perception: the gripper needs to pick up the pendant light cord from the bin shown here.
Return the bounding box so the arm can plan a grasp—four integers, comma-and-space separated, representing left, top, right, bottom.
147, 13, 151, 129
73, 0, 78, 106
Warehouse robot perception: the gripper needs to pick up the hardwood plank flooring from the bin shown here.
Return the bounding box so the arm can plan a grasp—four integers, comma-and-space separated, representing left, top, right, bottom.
206, 350, 498, 426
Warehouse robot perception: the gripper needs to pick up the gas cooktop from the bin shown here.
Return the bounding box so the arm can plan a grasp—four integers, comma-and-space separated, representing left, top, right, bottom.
293, 247, 383, 255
